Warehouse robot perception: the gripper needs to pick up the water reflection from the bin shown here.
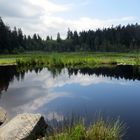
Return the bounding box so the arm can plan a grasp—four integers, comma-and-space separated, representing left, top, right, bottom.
0, 66, 43, 93
68, 65, 140, 80
0, 65, 140, 139
0, 65, 139, 93
0, 66, 22, 92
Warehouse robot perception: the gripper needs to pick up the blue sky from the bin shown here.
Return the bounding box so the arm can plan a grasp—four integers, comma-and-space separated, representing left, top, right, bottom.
0, 0, 139, 38
53, 0, 140, 19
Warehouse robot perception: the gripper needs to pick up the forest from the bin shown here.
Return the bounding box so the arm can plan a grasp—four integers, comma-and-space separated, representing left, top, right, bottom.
0, 17, 140, 54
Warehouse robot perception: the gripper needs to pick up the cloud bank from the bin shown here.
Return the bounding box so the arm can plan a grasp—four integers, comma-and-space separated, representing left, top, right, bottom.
0, 0, 137, 38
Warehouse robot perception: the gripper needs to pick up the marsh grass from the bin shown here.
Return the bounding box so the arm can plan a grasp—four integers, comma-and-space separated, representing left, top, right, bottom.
45, 117, 126, 140
86, 118, 125, 140
0, 52, 140, 67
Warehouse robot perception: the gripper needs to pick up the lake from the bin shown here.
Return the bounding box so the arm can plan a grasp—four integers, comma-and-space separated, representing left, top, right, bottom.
0, 65, 140, 139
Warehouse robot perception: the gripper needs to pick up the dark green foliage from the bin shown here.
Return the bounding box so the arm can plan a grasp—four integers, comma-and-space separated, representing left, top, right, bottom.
0, 17, 140, 53
57, 32, 61, 43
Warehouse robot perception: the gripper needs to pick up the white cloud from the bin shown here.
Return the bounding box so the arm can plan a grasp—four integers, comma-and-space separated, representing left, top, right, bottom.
0, 0, 137, 38
80, 0, 91, 6
29, 0, 71, 14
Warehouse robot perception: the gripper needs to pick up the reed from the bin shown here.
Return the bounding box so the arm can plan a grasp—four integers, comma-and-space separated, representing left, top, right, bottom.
45, 117, 125, 140
0, 52, 139, 67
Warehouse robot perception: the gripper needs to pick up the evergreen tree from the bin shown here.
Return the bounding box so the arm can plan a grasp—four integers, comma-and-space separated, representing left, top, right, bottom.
0, 17, 140, 53
57, 32, 61, 42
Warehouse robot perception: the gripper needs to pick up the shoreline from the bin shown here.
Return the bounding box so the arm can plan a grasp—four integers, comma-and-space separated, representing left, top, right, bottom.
0, 52, 140, 67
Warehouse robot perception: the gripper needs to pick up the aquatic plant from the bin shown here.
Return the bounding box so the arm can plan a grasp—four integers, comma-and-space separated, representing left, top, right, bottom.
45, 117, 125, 140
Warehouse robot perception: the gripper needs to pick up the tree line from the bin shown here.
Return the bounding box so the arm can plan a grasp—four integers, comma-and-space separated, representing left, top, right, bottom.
0, 17, 140, 53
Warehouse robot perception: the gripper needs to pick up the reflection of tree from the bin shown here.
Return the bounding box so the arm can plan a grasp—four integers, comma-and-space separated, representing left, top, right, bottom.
0, 65, 139, 93
0, 66, 17, 92
67, 65, 140, 81
0, 66, 43, 93
47, 67, 63, 78
44, 65, 140, 80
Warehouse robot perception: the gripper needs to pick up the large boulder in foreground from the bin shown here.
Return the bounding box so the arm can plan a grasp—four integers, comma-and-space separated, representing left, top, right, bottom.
0, 107, 7, 126
0, 113, 47, 140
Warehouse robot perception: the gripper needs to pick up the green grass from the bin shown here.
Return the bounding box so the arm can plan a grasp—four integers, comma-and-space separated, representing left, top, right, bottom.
0, 52, 140, 67
0, 58, 16, 65
45, 118, 125, 140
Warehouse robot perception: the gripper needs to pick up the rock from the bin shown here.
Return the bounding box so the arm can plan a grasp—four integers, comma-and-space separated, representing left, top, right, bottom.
0, 113, 47, 140
0, 107, 7, 126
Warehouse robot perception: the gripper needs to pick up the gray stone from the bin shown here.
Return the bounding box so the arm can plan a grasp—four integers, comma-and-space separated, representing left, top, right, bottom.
0, 113, 47, 140
0, 107, 7, 126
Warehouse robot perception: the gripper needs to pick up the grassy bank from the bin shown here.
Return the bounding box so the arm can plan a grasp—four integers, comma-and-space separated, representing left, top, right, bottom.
0, 52, 140, 67
45, 118, 125, 140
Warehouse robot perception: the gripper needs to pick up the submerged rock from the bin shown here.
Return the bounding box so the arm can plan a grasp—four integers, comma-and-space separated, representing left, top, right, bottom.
0, 107, 7, 126
0, 113, 47, 140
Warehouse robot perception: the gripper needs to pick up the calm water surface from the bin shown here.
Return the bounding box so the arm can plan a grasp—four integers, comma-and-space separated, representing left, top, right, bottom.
0, 65, 140, 140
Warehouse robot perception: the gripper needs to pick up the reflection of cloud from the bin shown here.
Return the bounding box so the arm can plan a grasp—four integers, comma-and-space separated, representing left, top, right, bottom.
13, 91, 69, 113
11, 68, 109, 89
5, 68, 111, 116
41, 69, 110, 89
47, 112, 64, 121
2, 68, 131, 119
119, 82, 131, 86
